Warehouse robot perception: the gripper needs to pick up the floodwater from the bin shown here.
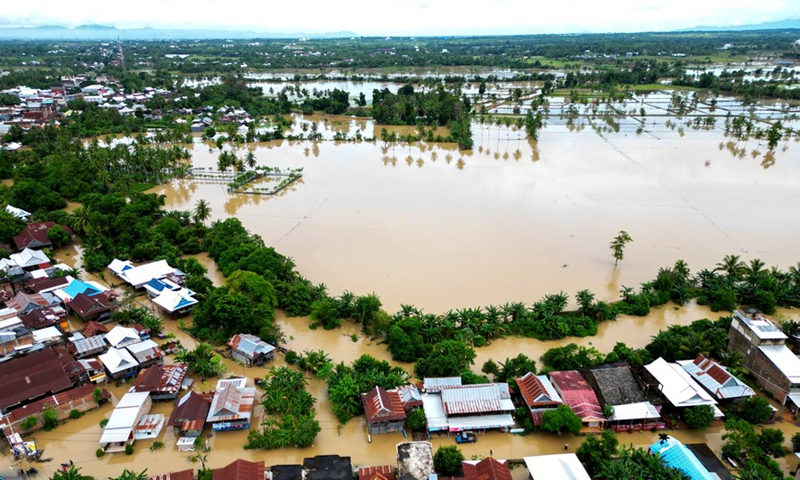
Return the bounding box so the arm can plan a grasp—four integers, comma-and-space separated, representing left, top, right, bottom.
154, 95, 799, 313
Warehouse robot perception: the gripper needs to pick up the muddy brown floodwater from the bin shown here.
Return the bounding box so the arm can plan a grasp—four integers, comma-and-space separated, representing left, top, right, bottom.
5, 102, 800, 478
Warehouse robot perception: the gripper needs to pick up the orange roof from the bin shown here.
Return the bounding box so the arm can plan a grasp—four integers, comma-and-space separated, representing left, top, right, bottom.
149, 470, 194, 480
462, 458, 512, 480
362, 386, 406, 424
359, 466, 396, 480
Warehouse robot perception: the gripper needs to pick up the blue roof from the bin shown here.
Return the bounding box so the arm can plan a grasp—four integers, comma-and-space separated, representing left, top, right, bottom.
63, 280, 102, 299
146, 278, 168, 292
649, 437, 714, 480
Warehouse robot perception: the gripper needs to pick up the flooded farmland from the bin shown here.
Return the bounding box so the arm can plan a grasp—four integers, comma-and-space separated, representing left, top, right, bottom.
4, 91, 800, 479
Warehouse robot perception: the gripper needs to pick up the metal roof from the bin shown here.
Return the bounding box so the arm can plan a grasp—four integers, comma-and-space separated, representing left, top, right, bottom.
422, 377, 462, 392
649, 436, 715, 480
523, 454, 590, 480
70, 336, 106, 355
440, 383, 513, 415
644, 358, 717, 408
105, 326, 141, 348
229, 333, 275, 358
206, 386, 255, 423
734, 310, 787, 341
99, 347, 139, 374
759, 345, 800, 383
607, 401, 660, 422
677, 356, 754, 400
126, 339, 164, 363
516, 373, 563, 408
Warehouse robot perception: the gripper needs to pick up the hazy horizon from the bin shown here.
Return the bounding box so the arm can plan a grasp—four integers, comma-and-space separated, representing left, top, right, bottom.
2, 0, 799, 37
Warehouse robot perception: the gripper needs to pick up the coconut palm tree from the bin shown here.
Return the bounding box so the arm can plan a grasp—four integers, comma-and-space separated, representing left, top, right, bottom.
193, 199, 212, 225
715, 254, 747, 281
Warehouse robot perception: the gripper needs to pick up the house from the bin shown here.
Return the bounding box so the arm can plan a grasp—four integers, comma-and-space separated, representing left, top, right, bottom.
643, 358, 720, 414
522, 454, 591, 480
68, 335, 107, 359
99, 391, 152, 452
358, 465, 396, 480
32, 325, 63, 346
149, 470, 194, 480
462, 457, 512, 480
114, 259, 181, 289
9, 248, 50, 270
516, 372, 564, 426
26, 276, 71, 295
108, 259, 134, 278
229, 333, 275, 366
206, 378, 256, 431
152, 288, 198, 316
144, 276, 183, 298
126, 339, 164, 369
168, 390, 211, 437
362, 386, 406, 435
133, 413, 165, 440
585, 365, 662, 430
131, 364, 188, 400
19, 306, 68, 331
302, 455, 352, 480
649, 436, 715, 480
99, 347, 140, 380
104, 325, 142, 349
548, 371, 606, 431
212, 459, 265, 480
67, 293, 115, 322
56, 278, 108, 302
0, 347, 82, 411
677, 355, 754, 402
0, 384, 106, 437
82, 321, 109, 338
422, 382, 516, 433
727, 309, 800, 405
396, 442, 434, 480
5, 205, 31, 222
422, 377, 462, 393
13, 222, 70, 250
395, 384, 423, 410
79, 358, 107, 383
5, 291, 54, 314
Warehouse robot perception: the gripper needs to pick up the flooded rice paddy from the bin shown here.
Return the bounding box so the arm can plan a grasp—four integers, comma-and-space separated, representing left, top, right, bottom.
4, 91, 800, 478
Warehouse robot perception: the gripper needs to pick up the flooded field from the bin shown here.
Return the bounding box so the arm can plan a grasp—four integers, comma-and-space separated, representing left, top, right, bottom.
154, 93, 799, 313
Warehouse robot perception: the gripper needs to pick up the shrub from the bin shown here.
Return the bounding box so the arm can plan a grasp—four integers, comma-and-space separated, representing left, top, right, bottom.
96, 448, 105, 458
433, 445, 464, 476
125, 444, 134, 455
21, 416, 38, 431
150, 441, 165, 451
684, 405, 715, 429
407, 409, 427, 431
792, 432, 800, 452
739, 397, 773, 424
69, 409, 82, 420
100, 418, 109, 428
42, 406, 58, 431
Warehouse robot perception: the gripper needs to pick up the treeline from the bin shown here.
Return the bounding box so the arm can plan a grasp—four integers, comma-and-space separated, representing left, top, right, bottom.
371, 84, 473, 149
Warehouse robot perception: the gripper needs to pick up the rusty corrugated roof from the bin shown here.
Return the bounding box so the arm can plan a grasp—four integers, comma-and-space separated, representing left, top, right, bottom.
362, 386, 406, 423
212, 459, 264, 480
462, 457, 512, 480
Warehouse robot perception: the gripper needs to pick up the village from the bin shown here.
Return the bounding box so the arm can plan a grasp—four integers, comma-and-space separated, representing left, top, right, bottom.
1, 215, 800, 480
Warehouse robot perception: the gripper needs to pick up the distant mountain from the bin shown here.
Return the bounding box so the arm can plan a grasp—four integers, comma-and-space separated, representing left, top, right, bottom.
0, 24, 358, 40
680, 17, 800, 32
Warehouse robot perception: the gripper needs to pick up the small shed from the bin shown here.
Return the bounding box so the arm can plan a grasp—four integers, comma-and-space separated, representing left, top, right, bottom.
229, 333, 275, 366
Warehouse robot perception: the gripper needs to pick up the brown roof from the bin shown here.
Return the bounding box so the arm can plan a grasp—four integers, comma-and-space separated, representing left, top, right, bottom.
82, 321, 109, 337
693, 355, 733, 385
26, 276, 70, 294
0, 348, 77, 410
362, 386, 406, 424
5, 292, 48, 313
2, 384, 101, 424
462, 458, 512, 480
149, 470, 194, 480
168, 390, 212, 428
212, 459, 264, 480
133, 365, 188, 396
515, 373, 562, 409
359, 466, 396, 480
13, 222, 56, 250
67, 293, 113, 318
19, 306, 67, 330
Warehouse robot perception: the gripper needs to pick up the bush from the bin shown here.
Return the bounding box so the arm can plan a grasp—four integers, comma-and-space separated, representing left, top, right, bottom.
739, 397, 773, 424
541, 405, 582, 435
42, 406, 58, 431
100, 418, 109, 428
93, 388, 104, 404
69, 409, 82, 420
96, 448, 105, 458
792, 432, 800, 452
433, 445, 464, 476
407, 409, 427, 431
125, 444, 134, 455
150, 441, 165, 451
684, 405, 715, 429
20, 416, 38, 431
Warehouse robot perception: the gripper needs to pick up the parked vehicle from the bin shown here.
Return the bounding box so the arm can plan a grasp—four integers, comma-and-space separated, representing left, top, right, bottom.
455, 431, 477, 444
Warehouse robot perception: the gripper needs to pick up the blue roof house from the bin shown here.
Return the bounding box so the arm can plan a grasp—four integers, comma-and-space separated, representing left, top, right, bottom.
649, 436, 715, 480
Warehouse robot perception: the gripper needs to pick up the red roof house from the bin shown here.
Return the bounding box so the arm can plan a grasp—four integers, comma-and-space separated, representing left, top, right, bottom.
548, 371, 606, 430
212, 459, 265, 480
82, 321, 109, 338
359, 465, 396, 480
362, 386, 406, 436
12, 222, 71, 250
132, 365, 188, 400
462, 457, 513, 480
67, 293, 114, 322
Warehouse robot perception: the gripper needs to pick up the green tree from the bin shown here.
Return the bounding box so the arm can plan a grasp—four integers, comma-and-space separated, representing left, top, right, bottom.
46, 225, 71, 247
21, 415, 38, 431
415, 340, 476, 378
610, 230, 633, 266
541, 404, 583, 435
193, 199, 212, 225
51, 466, 95, 480
576, 429, 619, 475
684, 405, 715, 429
738, 396, 773, 424
175, 343, 227, 380
407, 409, 427, 431
110, 469, 148, 480
42, 405, 58, 431
433, 445, 464, 476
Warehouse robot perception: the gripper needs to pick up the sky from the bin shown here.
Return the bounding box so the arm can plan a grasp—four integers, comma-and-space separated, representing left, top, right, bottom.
1, 0, 799, 35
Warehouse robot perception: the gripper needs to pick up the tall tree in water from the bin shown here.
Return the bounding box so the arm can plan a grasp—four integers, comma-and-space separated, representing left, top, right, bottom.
610, 230, 633, 266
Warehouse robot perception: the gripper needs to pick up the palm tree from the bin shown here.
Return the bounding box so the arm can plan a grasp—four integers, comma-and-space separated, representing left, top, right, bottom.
245, 151, 257, 169
70, 206, 93, 237
715, 254, 747, 281
193, 199, 212, 225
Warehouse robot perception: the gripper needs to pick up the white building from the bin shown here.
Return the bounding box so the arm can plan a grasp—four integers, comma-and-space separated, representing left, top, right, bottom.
99, 391, 152, 452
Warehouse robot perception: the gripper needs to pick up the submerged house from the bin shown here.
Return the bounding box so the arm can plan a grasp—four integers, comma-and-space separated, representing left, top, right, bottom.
68, 335, 108, 359
727, 309, 800, 405
168, 390, 211, 437
104, 325, 142, 349
206, 378, 256, 431
0, 347, 83, 411
362, 386, 407, 436
67, 293, 115, 322
152, 288, 198, 317
586, 365, 663, 431
422, 382, 515, 433
677, 355, 754, 402
358, 466, 396, 480
549, 370, 606, 431
132, 365, 188, 400
229, 333, 275, 366
212, 459, 265, 480
516, 372, 564, 427
113, 259, 182, 289
649, 436, 715, 480
126, 339, 164, 369
99, 391, 152, 452
643, 358, 720, 416
99, 347, 140, 380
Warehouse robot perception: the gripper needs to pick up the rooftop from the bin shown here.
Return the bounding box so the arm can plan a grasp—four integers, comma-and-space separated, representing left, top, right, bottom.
522, 454, 591, 480
229, 333, 275, 358
396, 442, 434, 480
734, 310, 787, 341
462, 457, 513, 480
516, 372, 563, 408
212, 459, 265, 480
677, 355, 755, 400
362, 386, 406, 423
644, 358, 717, 408
589, 365, 647, 406
440, 383, 513, 415
649, 436, 715, 480
758, 345, 800, 384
